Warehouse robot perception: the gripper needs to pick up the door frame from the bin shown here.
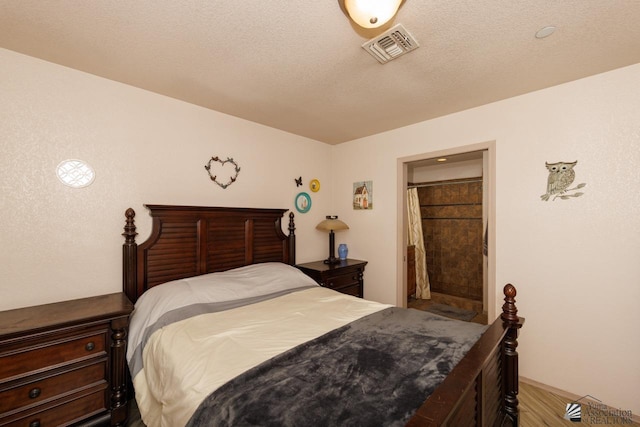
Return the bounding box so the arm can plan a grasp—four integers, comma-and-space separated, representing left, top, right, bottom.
396, 141, 497, 320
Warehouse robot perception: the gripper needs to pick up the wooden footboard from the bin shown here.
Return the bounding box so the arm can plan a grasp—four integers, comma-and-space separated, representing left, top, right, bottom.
407, 284, 524, 427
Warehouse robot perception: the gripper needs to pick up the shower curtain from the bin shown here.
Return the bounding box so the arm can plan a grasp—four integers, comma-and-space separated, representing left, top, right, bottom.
407, 188, 431, 299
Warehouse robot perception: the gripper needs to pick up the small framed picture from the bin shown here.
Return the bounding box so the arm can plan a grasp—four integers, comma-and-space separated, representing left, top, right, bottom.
353, 181, 373, 210
295, 192, 312, 213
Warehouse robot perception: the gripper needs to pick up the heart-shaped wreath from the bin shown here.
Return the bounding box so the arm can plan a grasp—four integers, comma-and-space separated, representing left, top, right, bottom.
204, 156, 241, 189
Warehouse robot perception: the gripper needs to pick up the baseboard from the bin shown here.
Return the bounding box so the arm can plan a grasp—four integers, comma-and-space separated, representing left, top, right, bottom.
520, 377, 639, 423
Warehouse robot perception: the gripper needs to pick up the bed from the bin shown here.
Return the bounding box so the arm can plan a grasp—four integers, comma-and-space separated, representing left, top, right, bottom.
121, 205, 523, 426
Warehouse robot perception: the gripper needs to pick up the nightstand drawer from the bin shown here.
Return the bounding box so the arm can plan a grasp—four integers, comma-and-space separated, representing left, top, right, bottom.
0, 331, 106, 382
0, 361, 106, 414
296, 259, 367, 298
3, 388, 106, 427
333, 283, 361, 297
325, 271, 360, 290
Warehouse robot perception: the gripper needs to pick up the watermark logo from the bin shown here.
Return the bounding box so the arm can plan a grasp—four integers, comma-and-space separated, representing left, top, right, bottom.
564, 395, 633, 424
564, 402, 581, 422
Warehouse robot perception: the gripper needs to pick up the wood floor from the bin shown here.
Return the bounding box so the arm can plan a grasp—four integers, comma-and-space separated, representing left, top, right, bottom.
519, 380, 639, 426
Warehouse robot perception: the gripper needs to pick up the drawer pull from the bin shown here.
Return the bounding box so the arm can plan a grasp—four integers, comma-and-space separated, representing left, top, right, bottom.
29, 420, 40, 427
85, 341, 95, 351
28, 387, 41, 399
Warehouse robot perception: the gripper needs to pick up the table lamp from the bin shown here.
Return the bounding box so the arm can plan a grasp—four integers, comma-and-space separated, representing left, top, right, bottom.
316, 216, 349, 265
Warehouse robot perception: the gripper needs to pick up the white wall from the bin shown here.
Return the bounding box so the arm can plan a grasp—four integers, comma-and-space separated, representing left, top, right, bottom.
2, 46, 638, 416
0, 48, 332, 311
332, 64, 640, 414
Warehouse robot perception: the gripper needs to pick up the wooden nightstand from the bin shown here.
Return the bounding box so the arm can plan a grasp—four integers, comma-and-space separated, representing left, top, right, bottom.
296, 259, 368, 298
0, 293, 133, 426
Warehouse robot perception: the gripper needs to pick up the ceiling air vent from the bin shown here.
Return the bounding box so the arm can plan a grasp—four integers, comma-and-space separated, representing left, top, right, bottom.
362, 24, 419, 64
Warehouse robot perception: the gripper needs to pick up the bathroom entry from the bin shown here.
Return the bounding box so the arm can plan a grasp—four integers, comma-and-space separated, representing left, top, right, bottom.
406, 151, 487, 317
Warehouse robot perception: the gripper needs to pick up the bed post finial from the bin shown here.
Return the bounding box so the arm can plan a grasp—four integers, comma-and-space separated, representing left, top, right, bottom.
288, 212, 295, 235
288, 212, 296, 265
501, 283, 523, 426
122, 208, 138, 303
501, 283, 518, 323
123, 208, 137, 243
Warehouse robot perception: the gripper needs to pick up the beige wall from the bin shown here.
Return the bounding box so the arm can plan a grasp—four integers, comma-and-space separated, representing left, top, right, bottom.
2, 46, 639, 415
332, 63, 640, 414
0, 48, 332, 310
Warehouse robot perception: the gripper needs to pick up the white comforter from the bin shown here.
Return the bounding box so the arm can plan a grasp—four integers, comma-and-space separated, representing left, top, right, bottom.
127, 263, 390, 427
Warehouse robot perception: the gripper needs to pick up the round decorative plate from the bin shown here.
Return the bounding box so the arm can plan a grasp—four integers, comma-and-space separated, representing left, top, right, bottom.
295, 192, 312, 213
309, 178, 320, 192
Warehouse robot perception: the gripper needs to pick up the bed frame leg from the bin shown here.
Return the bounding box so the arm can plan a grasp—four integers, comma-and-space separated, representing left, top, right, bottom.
501, 284, 523, 426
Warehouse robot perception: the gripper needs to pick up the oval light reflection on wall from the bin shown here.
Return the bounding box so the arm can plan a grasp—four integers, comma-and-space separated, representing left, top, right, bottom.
56, 159, 95, 188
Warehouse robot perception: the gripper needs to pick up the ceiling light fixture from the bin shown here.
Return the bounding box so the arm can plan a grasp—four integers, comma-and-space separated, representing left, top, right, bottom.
437, 158, 448, 162
344, 0, 403, 29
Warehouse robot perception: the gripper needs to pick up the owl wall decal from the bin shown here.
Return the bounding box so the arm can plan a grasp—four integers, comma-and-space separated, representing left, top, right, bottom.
541, 161, 586, 201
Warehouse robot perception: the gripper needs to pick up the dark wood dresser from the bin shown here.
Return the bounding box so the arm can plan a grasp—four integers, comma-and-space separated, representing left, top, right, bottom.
296, 259, 367, 298
0, 293, 133, 426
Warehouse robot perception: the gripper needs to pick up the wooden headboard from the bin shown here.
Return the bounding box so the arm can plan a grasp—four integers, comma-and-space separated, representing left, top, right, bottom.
122, 205, 296, 303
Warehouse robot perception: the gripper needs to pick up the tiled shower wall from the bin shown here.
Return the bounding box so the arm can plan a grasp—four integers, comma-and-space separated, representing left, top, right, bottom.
416, 178, 483, 301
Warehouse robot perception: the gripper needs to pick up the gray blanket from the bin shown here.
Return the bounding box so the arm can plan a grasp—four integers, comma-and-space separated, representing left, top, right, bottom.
187, 307, 487, 427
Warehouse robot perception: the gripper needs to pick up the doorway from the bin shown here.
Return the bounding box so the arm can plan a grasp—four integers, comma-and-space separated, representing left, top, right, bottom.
396, 142, 496, 321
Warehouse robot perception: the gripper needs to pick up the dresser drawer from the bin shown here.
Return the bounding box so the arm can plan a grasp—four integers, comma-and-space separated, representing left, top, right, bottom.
0, 361, 106, 414
0, 331, 106, 382
0, 293, 133, 426
2, 388, 106, 427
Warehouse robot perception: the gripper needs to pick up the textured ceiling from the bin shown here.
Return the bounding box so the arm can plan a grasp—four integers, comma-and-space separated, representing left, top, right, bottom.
1, 1, 640, 144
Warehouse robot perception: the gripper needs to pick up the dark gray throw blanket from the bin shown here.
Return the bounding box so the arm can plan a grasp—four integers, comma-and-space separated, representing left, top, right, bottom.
187, 308, 487, 427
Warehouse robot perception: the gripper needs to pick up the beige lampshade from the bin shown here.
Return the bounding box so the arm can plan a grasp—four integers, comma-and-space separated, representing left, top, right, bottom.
344, 0, 402, 29
316, 218, 349, 232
